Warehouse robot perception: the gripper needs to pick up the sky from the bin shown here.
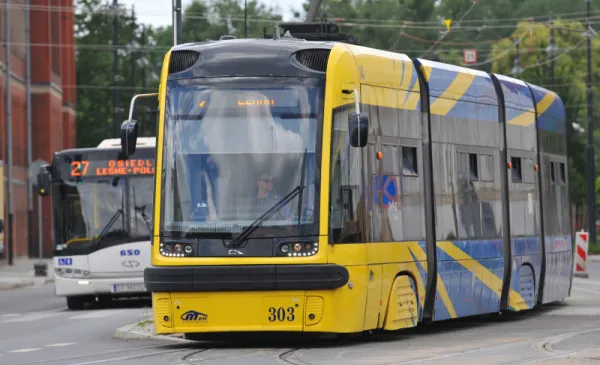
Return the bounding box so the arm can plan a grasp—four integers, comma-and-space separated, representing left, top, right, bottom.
117, 0, 302, 28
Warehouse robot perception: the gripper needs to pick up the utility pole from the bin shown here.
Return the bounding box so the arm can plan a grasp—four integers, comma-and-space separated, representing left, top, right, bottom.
585, 0, 596, 245
25, 0, 34, 259
244, 0, 247, 38
140, 25, 146, 135
131, 6, 136, 102
173, 0, 182, 45
4, 0, 13, 265
113, 0, 120, 137
548, 15, 556, 86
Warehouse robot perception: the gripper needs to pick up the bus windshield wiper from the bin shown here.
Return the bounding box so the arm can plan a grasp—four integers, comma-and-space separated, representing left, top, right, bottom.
135, 204, 152, 233
91, 208, 124, 249
229, 182, 306, 248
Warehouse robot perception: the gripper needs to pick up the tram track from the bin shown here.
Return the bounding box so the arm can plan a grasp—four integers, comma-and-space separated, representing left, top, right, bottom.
12, 343, 193, 365
379, 327, 600, 365
277, 348, 310, 365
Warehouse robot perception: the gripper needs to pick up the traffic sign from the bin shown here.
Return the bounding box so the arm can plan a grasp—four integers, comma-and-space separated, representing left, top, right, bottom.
463, 49, 478, 64
373, 175, 399, 206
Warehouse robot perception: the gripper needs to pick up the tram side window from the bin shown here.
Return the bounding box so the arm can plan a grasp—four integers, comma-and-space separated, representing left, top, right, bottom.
558, 162, 566, 185
329, 106, 367, 244
522, 158, 535, 184
468, 153, 478, 181
511, 157, 522, 182
373, 143, 401, 242
402, 146, 417, 176
456, 151, 482, 239
480, 154, 493, 182
548, 160, 568, 235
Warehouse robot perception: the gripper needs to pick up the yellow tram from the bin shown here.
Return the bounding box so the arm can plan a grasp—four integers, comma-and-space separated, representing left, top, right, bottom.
119, 24, 573, 336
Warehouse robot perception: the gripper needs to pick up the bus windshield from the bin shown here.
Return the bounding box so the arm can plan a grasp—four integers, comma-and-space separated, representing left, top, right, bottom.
52, 152, 155, 255
160, 77, 323, 238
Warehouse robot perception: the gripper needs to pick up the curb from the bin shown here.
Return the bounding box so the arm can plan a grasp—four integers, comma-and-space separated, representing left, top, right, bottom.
113, 322, 192, 343
0, 277, 54, 291
0, 280, 34, 291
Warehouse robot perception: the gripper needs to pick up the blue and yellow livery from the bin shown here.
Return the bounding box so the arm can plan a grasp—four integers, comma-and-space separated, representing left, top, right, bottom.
118, 33, 573, 337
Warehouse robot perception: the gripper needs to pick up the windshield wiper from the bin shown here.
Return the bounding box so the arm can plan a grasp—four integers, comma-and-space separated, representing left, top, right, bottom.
91, 208, 124, 250
296, 148, 307, 229
228, 182, 306, 248
135, 204, 153, 233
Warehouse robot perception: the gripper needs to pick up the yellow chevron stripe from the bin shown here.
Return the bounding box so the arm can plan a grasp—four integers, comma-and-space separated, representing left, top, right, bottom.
430, 72, 475, 116
436, 274, 458, 318
507, 110, 536, 126
437, 241, 529, 311
408, 243, 427, 266
507, 91, 556, 126
403, 92, 421, 110
407, 244, 456, 318
536, 92, 556, 116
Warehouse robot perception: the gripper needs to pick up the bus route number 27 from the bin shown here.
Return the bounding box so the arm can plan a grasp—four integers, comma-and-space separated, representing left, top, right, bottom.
268, 307, 295, 322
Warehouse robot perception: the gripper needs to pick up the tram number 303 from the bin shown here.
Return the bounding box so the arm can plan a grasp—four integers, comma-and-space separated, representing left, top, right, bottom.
268, 307, 295, 322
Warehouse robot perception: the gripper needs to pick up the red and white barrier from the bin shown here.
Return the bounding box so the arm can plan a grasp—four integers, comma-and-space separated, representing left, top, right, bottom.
574, 230, 589, 278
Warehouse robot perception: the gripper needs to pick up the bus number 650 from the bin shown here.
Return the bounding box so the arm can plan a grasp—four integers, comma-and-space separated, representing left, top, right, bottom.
268, 307, 294, 322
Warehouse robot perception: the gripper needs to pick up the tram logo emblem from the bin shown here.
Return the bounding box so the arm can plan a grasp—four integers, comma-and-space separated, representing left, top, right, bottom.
121, 260, 140, 268
228, 249, 244, 256
181, 310, 208, 322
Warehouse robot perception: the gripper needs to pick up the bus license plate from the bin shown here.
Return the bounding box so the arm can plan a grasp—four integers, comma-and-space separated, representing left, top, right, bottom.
113, 283, 146, 293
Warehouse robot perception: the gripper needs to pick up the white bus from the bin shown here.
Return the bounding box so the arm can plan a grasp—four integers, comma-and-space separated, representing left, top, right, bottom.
37, 138, 156, 310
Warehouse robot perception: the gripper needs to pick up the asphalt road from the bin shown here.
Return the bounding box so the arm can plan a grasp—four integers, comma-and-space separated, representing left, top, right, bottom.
1, 264, 600, 365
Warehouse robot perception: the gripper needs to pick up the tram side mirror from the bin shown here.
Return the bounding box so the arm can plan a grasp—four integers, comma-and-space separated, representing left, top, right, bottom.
120, 119, 139, 157
37, 167, 51, 197
348, 112, 369, 148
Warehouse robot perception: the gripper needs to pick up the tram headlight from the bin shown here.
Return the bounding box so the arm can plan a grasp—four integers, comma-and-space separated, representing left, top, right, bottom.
277, 241, 319, 257
160, 241, 195, 257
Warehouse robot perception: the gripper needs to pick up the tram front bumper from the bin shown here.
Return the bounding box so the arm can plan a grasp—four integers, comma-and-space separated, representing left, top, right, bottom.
144, 264, 368, 334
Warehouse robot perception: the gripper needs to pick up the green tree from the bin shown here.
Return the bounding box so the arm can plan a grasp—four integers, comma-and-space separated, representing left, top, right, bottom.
152, 0, 283, 45
490, 20, 600, 212
293, 0, 436, 56
75, 0, 149, 147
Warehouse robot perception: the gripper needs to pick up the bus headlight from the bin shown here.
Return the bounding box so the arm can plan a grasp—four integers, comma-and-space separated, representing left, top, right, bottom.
55, 268, 91, 278
278, 241, 319, 257
160, 242, 195, 257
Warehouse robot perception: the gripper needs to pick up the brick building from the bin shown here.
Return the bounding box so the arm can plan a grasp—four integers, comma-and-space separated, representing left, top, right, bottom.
0, 0, 76, 260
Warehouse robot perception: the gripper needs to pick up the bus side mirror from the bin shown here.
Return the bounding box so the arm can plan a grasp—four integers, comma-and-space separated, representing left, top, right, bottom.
120, 119, 138, 157
37, 168, 51, 197
348, 112, 368, 148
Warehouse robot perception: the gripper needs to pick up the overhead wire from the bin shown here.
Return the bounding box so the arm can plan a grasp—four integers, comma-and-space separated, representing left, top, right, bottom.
4, 2, 595, 94
420, 1, 480, 58
4, 1, 599, 31
458, 27, 534, 67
